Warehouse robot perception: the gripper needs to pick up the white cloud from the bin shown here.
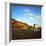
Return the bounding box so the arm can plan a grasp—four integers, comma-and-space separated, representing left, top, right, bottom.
29, 16, 34, 20
27, 13, 35, 17
24, 12, 41, 20
24, 13, 35, 19
24, 9, 31, 12
23, 12, 41, 26
27, 13, 32, 16
35, 15, 41, 19
26, 13, 40, 20
24, 13, 34, 17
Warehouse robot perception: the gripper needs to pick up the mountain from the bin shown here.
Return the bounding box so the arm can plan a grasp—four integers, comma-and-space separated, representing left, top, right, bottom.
11, 19, 41, 39
11, 19, 32, 29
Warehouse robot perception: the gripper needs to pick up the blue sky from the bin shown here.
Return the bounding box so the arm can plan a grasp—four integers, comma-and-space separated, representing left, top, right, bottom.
10, 4, 41, 26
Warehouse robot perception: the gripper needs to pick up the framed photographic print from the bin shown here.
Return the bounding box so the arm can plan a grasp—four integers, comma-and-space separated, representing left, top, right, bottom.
10, 3, 42, 39
5, 2, 43, 43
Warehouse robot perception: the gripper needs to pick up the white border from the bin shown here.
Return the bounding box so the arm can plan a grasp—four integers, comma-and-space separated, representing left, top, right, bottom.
6, 1, 43, 44
5, 2, 10, 44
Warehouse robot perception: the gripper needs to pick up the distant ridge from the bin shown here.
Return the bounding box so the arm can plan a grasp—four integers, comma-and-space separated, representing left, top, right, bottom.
11, 18, 32, 29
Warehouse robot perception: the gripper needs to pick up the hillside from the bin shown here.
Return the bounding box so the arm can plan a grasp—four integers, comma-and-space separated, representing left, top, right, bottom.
11, 19, 32, 29
11, 18, 41, 39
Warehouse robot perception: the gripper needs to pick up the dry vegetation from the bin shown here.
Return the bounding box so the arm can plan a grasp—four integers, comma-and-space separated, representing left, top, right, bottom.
11, 19, 41, 40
